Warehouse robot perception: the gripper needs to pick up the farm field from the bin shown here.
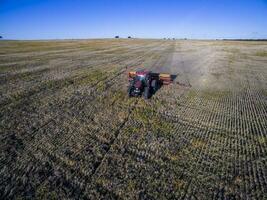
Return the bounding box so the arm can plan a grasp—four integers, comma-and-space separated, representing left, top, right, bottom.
0, 39, 267, 199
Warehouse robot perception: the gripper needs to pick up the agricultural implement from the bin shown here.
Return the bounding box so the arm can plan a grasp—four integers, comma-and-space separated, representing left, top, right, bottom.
128, 70, 172, 99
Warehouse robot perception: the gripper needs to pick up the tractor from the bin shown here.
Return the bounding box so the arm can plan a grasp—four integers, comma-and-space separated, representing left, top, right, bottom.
128, 70, 172, 99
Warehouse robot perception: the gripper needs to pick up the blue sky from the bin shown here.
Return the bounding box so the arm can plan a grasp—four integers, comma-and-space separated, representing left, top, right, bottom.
1, 0, 267, 39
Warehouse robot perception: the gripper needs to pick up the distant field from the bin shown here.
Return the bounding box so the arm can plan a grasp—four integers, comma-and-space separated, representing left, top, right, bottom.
0, 39, 267, 199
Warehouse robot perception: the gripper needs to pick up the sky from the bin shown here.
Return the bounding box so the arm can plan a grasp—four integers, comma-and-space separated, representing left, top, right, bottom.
1, 0, 267, 39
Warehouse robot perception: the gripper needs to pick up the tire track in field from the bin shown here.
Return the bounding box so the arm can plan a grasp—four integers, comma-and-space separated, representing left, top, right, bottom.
90, 98, 140, 177
81, 42, 181, 198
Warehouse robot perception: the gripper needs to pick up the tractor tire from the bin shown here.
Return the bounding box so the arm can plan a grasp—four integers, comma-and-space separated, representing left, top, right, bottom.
151, 80, 158, 93
143, 87, 150, 99
128, 87, 133, 97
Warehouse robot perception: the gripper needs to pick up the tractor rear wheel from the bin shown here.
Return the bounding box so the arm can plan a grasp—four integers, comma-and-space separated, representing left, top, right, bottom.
143, 87, 150, 99
151, 80, 158, 93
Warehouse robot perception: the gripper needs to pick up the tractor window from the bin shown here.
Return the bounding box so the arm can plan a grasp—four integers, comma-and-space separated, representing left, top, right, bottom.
138, 76, 145, 81
136, 75, 145, 82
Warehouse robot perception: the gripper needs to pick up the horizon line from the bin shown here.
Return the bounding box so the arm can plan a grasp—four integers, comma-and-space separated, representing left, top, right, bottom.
1, 37, 267, 41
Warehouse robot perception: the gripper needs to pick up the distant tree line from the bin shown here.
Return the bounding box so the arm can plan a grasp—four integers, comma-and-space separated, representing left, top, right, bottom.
115, 36, 133, 39
164, 38, 186, 40
222, 39, 267, 41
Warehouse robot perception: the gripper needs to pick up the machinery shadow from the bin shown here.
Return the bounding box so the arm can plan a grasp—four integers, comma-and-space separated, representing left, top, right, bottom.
149, 74, 178, 98
171, 74, 178, 82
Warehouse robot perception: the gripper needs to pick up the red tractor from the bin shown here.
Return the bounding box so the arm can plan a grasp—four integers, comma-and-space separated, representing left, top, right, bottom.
128, 70, 172, 99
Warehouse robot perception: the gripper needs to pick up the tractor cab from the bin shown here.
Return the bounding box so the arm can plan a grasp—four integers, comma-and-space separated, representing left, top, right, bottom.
134, 70, 149, 83
128, 70, 153, 99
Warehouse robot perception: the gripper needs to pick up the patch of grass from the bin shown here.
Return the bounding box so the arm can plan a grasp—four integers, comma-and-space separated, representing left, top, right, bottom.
174, 179, 186, 189
211, 72, 222, 79
257, 136, 266, 145
0, 65, 12, 73
36, 184, 57, 200
186, 90, 197, 100
133, 107, 154, 125
201, 90, 231, 100
75, 69, 106, 86
255, 50, 267, 57
191, 138, 207, 149
222, 48, 240, 54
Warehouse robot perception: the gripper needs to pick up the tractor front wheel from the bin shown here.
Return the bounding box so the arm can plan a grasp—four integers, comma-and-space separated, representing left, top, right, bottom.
128, 87, 133, 97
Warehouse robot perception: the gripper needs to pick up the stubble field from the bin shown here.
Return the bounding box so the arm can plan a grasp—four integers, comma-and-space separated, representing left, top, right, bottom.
0, 39, 267, 199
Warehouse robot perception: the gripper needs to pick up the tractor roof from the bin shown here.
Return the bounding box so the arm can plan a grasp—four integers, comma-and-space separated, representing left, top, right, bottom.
136, 70, 150, 76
